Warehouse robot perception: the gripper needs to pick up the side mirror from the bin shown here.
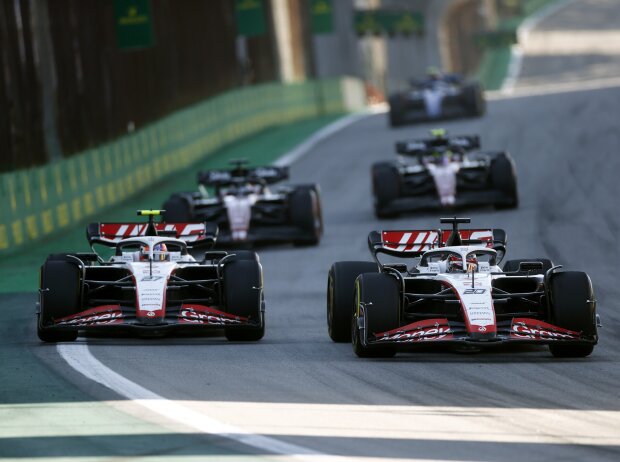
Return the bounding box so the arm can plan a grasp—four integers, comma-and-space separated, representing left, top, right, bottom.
494, 245, 506, 264
518, 261, 544, 272
384, 263, 408, 273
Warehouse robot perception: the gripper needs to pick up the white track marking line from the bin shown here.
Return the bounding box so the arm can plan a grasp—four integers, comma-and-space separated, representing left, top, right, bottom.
501, 0, 580, 94
57, 344, 344, 461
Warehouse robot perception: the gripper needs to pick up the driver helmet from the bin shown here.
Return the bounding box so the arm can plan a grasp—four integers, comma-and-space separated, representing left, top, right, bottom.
466, 254, 478, 273
427, 66, 442, 81
448, 254, 478, 273
447, 255, 463, 273
140, 243, 168, 261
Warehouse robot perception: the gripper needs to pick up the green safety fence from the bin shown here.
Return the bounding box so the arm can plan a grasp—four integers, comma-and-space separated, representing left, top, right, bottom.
0, 77, 365, 255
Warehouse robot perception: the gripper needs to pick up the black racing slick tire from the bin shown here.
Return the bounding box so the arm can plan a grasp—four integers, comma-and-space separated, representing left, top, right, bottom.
290, 188, 322, 246
464, 82, 486, 116
38, 260, 81, 342
223, 260, 264, 341
372, 163, 400, 218
327, 261, 378, 342
295, 184, 324, 237
352, 273, 399, 358
503, 258, 554, 274
490, 154, 519, 209
548, 271, 597, 358
389, 109, 405, 128
388, 95, 406, 127
162, 195, 193, 223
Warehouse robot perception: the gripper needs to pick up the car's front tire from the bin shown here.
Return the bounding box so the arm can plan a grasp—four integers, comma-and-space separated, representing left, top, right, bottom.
38, 259, 81, 342
223, 260, 264, 341
352, 273, 399, 358
327, 261, 378, 342
547, 271, 597, 358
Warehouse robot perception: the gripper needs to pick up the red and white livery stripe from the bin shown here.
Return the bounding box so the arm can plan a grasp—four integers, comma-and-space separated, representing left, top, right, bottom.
382, 229, 494, 252
99, 223, 209, 243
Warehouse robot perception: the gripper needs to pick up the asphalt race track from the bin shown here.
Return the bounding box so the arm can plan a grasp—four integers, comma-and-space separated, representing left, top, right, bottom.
8, 2, 620, 461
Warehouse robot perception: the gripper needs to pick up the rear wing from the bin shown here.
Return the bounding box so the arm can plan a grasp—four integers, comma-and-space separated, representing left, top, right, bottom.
395, 135, 480, 156
87, 222, 218, 247
198, 165, 289, 187
369, 228, 506, 257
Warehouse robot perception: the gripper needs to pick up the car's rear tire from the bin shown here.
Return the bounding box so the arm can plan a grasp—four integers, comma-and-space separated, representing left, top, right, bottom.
223, 260, 264, 341
372, 163, 400, 218
547, 271, 597, 358
294, 184, 324, 237
38, 260, 81, 342
389, 110, 405, 127
490, 154, 518, 209
464, 82, 486, 116
162, 195, 193, 222
503, 258, 554, 274
327, 261, 378, 342
290, 188, 321, 246
388, 96, 406, 127
352, 273, 399, 358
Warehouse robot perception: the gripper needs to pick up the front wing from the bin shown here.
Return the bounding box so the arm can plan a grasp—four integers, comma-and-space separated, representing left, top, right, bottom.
377, 188, 515, 213
359, 317, 597, 348
39, 304, 260, 335
392, 95, 472, 123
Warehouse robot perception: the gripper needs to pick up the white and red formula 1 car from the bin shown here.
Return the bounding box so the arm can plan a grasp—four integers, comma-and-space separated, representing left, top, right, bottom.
327, 217, 599, 358
162, 159, 322, 246
372, 130, 518, 217
37, 210, 264, 342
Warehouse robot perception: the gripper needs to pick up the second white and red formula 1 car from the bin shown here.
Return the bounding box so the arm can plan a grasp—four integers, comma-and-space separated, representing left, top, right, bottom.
162, 160, 322, 246
372, 129, 518, 217
37, 210, 265, 342
327, 218, 599, 358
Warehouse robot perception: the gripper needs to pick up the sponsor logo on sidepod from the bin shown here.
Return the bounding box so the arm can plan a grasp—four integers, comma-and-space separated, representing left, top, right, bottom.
181, 308, 242, 325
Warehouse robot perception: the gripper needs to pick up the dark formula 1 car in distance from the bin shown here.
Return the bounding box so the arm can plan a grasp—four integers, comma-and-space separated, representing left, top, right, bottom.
162, 160, 322, 246
327, 217, 599, 358
372, 129, 518, 217
37, 210, 265, 342
388, 71, 485, 127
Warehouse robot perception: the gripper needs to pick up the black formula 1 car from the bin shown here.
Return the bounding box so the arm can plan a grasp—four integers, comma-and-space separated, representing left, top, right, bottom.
327, 217, 599, 358
372, 130, 518, 217
37, 210, 265, 342
388, 73, 485, 127
162, 160, 322, 246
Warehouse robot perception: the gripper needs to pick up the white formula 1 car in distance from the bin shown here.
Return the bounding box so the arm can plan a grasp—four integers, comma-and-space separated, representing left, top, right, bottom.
163, 160, 322, 246
372, 129, 518, 217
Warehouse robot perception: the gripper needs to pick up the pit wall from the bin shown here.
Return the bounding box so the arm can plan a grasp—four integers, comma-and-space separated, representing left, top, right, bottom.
0, 77, 365, 255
